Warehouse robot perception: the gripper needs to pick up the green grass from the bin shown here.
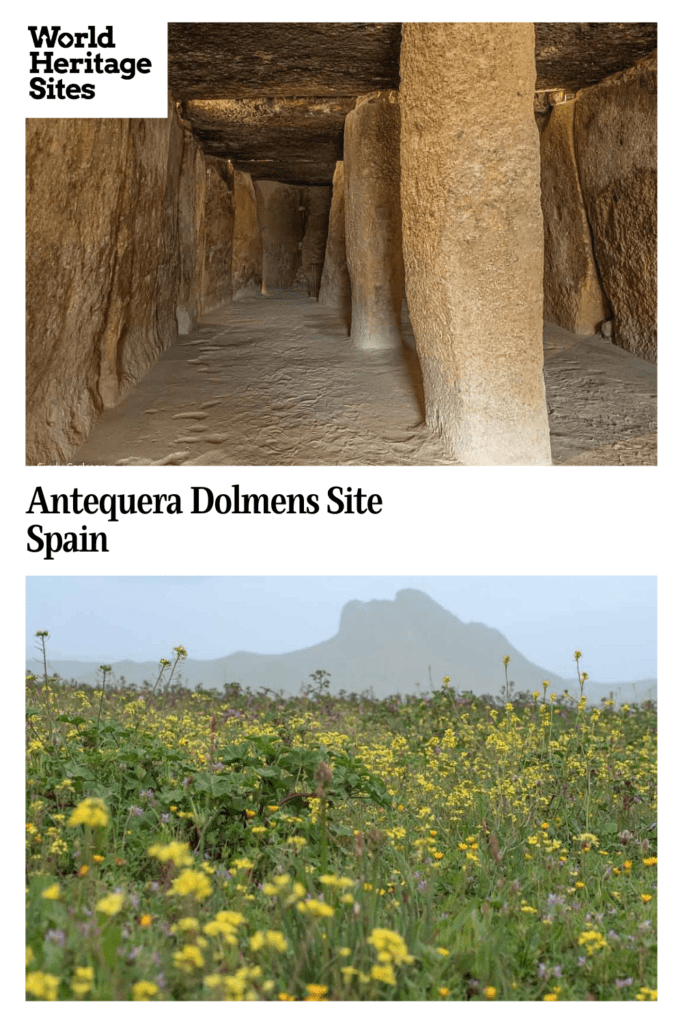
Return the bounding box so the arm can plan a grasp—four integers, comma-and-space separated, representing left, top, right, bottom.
25, 649, 657, 1001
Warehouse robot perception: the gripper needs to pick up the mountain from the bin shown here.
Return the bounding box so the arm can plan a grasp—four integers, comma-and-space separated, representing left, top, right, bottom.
27, 589, 657, 704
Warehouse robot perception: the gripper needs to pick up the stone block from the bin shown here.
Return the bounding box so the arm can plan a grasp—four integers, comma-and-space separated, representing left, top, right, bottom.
540, 98, 609, 335
574, 53, 657, 362
231, 169, 262, 298
318, 161, 352, 322
400, 23, 551, 464
26, 97, 184, 464
344, 91, 404, 350
253, 179, 304, 293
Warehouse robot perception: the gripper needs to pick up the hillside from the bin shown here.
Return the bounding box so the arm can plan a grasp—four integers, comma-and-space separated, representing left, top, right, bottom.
27, 589, 656, 704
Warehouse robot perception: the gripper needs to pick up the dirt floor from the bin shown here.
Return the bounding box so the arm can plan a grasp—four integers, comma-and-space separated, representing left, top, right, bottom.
71, 296, 656, 466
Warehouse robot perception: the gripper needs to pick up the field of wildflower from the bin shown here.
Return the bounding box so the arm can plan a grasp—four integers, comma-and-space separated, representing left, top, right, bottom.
26, 640, 657, 1001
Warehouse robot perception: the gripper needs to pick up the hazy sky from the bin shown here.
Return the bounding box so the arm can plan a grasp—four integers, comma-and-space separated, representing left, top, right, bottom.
25, 576, 656, 682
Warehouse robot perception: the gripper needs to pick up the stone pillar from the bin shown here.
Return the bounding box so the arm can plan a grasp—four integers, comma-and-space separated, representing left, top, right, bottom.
200, 157, 234, 313
574, 53, 657, 363
26, 97, 184, 465
176, 128, 207, 334
540, 98, 609, 335
344, 91, 404, 350
253, 180, 304, 294
400, 24, 551, 465
301, 186, 332, 297
319, 162, 352, 320
231, 169, 262, 298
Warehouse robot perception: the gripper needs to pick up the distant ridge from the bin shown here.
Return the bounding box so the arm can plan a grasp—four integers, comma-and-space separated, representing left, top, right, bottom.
27, 589, 657, 705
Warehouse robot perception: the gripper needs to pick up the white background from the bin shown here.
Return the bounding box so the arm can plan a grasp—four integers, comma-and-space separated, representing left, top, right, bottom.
10, 1, 676, 1018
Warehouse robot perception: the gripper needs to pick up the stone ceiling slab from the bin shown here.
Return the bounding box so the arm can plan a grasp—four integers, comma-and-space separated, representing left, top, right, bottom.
534, 23, 657, 91
169, 23, 657, 185
183, 98, 355, 184
168, 23, 402, 99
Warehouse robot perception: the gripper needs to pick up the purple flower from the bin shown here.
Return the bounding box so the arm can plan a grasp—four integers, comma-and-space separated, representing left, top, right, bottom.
129, 806, 144, 817
161, 813, 170, 824
615, 978, 633, 989
45, 929, 66, 946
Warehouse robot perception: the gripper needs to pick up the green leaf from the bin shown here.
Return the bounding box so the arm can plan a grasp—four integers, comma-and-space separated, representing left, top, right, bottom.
100, 921, 122, 970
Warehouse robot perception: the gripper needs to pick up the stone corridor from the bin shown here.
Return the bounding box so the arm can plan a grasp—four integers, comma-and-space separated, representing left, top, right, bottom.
69, 297, 656, 467
26, 23, 657, 466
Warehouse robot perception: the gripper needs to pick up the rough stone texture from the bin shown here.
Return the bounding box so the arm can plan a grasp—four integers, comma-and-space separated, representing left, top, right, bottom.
168, 23, 402, 99
344, 92, 404, 350
26, 97, 184, 465
543, 322, 656, 464
301, 186, 332, 297
401, 23, 551, 465
319, 162, 351, 320
540, 98, 609, 335
176, 125, 207, 334
534, 23, 657, 92
169, 23, 656, 189
574, 53, 657, 362
253, 180, 304, 293
200, 157, 234, 313
231, 169, 262, 298
182, 97, 355, 185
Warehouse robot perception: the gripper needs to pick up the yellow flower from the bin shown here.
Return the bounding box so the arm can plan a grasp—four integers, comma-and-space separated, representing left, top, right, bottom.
26, 971, 60, 1000
148, 841, 193, 868
296, 898, 334, 918
140, 915, 152, 928
170, 917, 200, 933
319, 873, 355, 888
232, 857, 255, 869
367, 928, 414, 966
68, 797, 109, 828
640, 893, 653, 903
439, 987, 450, 997
371, 963, 397, 985
168, 869, 213, 900
262, 930, 288, 952
643, 856, 657, 867
41, 883, 61, 900
78, 865, 89, 876
96, 892, 125, 916
483, 986, 496, 1000
306, 983, 329, 1000
71, 965, 94, 997
173, 944, 205, 972
132, 980, 159, 1001
578, 930, 607, 955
